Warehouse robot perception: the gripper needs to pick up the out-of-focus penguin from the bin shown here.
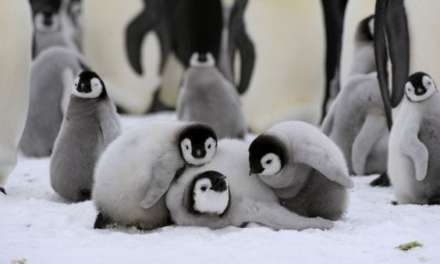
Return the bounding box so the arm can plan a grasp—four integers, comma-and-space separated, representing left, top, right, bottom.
388, 72, 440, 205
0, 0, 32, 194
177, 53, 246, 139
249, 121, 353, 220
19, 47, 85, 157
167, 139, 334, 230
92, 121, 218, 230
50, 71, 120, 202
62, 0, 83, 51
322, 15, 390, 187
29, 0, 76, 58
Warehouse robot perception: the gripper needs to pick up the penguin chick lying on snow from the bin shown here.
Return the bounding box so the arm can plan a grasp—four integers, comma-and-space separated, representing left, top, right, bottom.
50, 71, 121, 202
249, 121, 353, 221
166, 139, 333, 230
93, 121, 218, 230
177, 53, 247, 139
19, 47, 86, 157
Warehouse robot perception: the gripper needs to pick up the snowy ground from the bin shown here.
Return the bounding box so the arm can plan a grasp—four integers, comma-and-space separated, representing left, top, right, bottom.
2, 116, 440, 264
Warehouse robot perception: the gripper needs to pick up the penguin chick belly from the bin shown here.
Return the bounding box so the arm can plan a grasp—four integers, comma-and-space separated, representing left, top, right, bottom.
279, 169, 348, 221
50, 113, 101, 202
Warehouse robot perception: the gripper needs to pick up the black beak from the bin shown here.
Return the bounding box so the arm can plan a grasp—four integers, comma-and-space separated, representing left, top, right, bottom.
77, 82, 91, 93
374, 0, 409, 129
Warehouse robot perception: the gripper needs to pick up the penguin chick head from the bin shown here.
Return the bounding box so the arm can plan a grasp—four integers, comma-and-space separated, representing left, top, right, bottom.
30, 0, 62, 32
249, 135, 287, 176
72, 71, 107, 99
190, 53, 216, 68
189, 171, 230, 216
405, 72, 438, 103
178, 124, 218, 166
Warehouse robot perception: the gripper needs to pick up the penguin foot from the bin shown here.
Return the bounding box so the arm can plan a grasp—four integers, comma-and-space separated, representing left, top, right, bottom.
370, 173, 391, 187
78, 189, 91, 201
427, 196, 440, 205
0, 187, 6, 195
94, 212, 112, 229
391, 201, 398, 206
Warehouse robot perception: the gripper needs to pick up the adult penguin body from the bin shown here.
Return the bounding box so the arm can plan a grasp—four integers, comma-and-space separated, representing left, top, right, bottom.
92, 121, 218, 230
0, 0, 32, 194
177, 53, 246, 139
249, 121, 353, 220
388, 73, 440, 204
50, 71, 121, 202
19, 47, 85, 157
62, 0, 83, 51
166, 139, 334, 230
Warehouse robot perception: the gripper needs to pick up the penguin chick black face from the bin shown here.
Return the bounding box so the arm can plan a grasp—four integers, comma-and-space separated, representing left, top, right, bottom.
178, 124, 218, 166
30, 0, 62, 32
189, 171, 230, 216
72, 71, 107, 99
249, 135, 287, 176
405, 72, 438, 103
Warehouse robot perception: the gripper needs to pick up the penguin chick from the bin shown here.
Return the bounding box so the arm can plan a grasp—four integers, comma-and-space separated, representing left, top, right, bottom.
166, 139, 334, 230
50, 71, 121, 202
388, 72, 440, 205
92, 121, 218, 230
19, 47, 85, 157
177, 53, 247, 139
249, 121, 353, 220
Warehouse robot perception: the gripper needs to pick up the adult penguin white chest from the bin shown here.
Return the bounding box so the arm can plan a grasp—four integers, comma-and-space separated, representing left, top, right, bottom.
19, 47, 86, 157
177, 53, 247, 139
0, 0, 32, 194
249, 121, 353, 220
92, 121, 218, 230
388, 73, 440, 205
322, 15, 389, 186
166, 139, 333, 230
50, 71, 121, 202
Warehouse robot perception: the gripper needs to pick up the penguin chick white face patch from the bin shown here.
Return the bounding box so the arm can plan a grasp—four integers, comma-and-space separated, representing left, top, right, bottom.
259, 153, 282, 176
34, 13, 61, 33
405, 74, 438, 103
72, 77, 103, 99
193, 179, 229, 215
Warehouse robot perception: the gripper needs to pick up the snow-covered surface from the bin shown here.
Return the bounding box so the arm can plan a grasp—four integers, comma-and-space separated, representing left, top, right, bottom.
2, 116, 440, 264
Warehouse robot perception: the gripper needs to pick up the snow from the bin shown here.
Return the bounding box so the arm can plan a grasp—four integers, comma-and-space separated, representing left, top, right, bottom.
2, 116, 440, 264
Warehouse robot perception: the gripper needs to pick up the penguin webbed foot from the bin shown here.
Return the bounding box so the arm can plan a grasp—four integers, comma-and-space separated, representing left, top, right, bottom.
94, 212, 112, 229
370, 173, 391, 187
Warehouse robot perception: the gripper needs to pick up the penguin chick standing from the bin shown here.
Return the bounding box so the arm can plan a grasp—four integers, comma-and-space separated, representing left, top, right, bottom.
388, 72, 440, 205
322, 15, 389, 187
19, 47, 85, 157
92, 121, 218, 230
167, 139, 333, 230
50, 71, 120, 202
177, 53, 247, 139
249, 121, 353, 220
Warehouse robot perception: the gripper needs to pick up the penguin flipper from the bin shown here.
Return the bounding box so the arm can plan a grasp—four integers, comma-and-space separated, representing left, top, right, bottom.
140, 152, 181, 209
321, 97, 337, 135
235, 199, 333, 231
352, 114, 387, 175
401, 124, 428, 181
235, 30, 256, 95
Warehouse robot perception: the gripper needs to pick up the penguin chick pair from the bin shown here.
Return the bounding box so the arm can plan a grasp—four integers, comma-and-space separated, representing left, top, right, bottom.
389, 72, 440, 205
322, 15, 389, 187
177, 53, 247, 139
92, 121, 218, 230
20, 47, 85, 157
166, 139, 334, 230
50, 71, 121, 202
249, 121, 353, 221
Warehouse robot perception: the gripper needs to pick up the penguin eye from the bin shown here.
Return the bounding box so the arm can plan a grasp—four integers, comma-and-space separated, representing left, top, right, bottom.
201, 186, 207, 192
266, 159, 273, 165
207, 144, 212, 149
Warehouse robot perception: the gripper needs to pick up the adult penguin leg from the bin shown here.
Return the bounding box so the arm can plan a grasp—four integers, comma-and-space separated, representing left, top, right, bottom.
320, 0, 348, 122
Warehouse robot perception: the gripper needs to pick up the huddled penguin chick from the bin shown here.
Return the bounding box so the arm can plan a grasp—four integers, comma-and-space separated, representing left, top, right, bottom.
166, 139, 333, 230
249, 121, 353, 220
322, 15, 390, 187
92, 121, 218, 230
388, 72, 440, 205
19, 47, 85, 157
30, 0, 77, 58
50, 71, 120, 202
177, 53, 247, 139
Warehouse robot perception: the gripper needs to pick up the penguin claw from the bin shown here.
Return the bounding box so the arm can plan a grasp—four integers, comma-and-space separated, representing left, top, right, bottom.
370, 173, 391, 187
0, 187, 6, 195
